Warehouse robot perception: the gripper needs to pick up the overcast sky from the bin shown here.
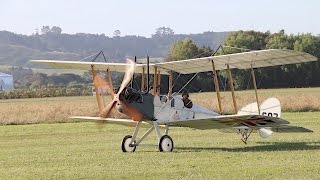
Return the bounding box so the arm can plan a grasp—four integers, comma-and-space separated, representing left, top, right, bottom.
0, 0, 319, 37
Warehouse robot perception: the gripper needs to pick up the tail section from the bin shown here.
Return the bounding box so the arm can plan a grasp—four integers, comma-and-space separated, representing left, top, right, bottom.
235, 97, 312, 141
260, 97, 281, 118
237, 97, 281, 118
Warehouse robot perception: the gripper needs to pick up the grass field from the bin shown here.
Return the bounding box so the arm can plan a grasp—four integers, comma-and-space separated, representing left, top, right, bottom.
1, 87, 320, 179
1, 87, 320, 125
0, 112, 320, 179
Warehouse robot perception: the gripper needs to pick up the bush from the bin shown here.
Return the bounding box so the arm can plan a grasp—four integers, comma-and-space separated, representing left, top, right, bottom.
0, 86, 92, 99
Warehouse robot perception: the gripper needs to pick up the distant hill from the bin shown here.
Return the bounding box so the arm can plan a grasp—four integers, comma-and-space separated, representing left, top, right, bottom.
0, 30, 229, 68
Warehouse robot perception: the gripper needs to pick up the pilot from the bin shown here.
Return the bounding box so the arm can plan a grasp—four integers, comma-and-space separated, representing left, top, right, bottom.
182, 92, 193, 108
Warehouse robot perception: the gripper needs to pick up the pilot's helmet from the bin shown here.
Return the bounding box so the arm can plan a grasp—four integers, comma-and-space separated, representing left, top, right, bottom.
182, 92, 189, 98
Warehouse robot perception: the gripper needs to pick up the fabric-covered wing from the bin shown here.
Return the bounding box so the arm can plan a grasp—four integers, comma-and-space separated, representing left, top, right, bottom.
221, 49, 317, 69
272, 125, 313, 133
31, 60, 168, 74
154, 49, 317, 74
32, 49, 316, 75
168, 115, 290, 130
70, 116, 151, 127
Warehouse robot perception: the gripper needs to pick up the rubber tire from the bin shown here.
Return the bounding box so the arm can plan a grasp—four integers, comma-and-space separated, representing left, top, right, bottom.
159, 135, 174, 152
121, 135, 136, 152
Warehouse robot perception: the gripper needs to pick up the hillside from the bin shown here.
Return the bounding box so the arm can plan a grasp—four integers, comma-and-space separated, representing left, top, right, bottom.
0, 30, 229, 68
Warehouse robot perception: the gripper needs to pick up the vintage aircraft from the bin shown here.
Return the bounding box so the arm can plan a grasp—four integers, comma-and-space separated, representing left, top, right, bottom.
32, 49, 317, 152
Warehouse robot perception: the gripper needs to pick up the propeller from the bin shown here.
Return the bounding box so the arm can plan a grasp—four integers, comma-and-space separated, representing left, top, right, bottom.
93, 59, 143, 124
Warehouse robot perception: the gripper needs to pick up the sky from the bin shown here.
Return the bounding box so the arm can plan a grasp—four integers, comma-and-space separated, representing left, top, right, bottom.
0, 0, 319, 37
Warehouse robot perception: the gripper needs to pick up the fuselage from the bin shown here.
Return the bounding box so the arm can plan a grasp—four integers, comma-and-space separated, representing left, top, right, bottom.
153, 95, 220, 123
121, 88, 220, 124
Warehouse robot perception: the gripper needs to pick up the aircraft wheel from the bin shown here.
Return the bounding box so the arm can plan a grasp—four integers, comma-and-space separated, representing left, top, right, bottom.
121, 135, 136, 152
159, 135, 174, 152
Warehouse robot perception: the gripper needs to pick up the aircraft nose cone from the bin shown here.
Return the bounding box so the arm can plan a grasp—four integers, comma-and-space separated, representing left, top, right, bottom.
116, 103, 123, 113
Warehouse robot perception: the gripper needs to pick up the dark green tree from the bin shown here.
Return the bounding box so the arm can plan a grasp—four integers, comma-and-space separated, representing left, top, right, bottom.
168, 38, 199, 61
51, 26, 62, 34
153, 27, 174, 38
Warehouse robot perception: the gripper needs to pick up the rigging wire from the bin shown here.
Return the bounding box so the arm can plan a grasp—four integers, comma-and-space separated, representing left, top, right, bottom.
173, 78, 201, 93
171, 73, 181, 91
176, 73, 199, 94
78, 52, 101, 62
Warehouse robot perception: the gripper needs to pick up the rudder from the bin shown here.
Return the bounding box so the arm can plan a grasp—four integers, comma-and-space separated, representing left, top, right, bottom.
237, 97, 281, 118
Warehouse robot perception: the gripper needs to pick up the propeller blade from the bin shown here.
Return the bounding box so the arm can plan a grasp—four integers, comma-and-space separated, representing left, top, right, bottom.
93, 73, 115, 99
106, 70, 115, 98
99, 100, 116, 118
119, 99, 143, 121
117, 59, 136, 95
93, 74, 108, 93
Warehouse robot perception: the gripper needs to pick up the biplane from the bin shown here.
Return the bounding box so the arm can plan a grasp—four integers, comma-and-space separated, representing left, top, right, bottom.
32, 49, 317, 152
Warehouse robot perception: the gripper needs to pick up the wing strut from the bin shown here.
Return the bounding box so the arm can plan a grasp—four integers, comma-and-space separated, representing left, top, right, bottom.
211, 60, 222, 114
141, 66, 145, 91
91, 65, 103, 113
130, 56, 137, 88
147, 56, 150, 92
168, 71, 173, 97
157, 70, 161, 95
153, 66, 158, 95
227, 64, 238, 113
251, 64, 261, 114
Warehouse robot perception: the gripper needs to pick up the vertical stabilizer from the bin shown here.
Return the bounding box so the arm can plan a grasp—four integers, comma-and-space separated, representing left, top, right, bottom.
238, 97, 281, 118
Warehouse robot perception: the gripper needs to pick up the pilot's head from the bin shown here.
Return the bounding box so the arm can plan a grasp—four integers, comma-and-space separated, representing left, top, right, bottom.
182, 92, 189, 100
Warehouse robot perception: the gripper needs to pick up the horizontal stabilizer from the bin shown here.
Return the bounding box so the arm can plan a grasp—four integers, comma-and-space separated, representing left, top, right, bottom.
219, 125, 313, 133
272, 125, 313, 133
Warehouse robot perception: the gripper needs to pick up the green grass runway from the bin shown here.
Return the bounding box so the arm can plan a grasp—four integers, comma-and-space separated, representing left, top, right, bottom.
1, 112, 320, 179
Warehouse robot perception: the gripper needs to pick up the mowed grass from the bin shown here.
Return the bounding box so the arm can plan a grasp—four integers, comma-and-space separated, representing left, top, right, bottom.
1, 87, 320, 124
0, 87, 320, 179
0, 112, 320, 179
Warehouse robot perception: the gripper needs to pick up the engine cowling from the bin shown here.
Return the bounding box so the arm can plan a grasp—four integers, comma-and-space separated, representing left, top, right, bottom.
258, 128, 273, 138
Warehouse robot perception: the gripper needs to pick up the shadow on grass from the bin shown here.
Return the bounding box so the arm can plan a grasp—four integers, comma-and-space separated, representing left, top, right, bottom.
175, 141, 320, 152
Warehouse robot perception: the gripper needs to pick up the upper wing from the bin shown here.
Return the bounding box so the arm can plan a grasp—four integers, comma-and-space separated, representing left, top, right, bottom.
31, 60, 168, 74
154, 49, 317, 74
32, 49, 317, 74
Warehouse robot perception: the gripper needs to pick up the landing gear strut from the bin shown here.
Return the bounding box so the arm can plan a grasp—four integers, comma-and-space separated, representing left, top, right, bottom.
121, 121, 173, 152
238, 128, 252, 144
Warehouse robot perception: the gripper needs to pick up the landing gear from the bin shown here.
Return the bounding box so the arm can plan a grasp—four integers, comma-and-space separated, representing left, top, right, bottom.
159, 135, 174, 152
121, 135, 136, 152
238, 128, 253, 144
121, 121, 174, 152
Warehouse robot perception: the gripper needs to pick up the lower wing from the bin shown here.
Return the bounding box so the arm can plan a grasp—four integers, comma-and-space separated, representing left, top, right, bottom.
168, 114, 312, 132
70, 116, 150, 127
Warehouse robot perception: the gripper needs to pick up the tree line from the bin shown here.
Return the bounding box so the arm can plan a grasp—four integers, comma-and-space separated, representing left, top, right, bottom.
1, 29, 319, 99
162, 30, 320, 93
223, 30, 320, 89
0, 26, 228, 68
0, 67, 92, 99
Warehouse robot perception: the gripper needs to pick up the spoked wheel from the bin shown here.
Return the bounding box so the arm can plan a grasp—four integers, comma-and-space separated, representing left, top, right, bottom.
159, 135, 174, 152
121, 135, 136, 152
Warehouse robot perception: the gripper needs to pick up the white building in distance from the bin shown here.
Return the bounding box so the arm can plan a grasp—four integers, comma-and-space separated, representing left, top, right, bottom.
0, 72, 14, 91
